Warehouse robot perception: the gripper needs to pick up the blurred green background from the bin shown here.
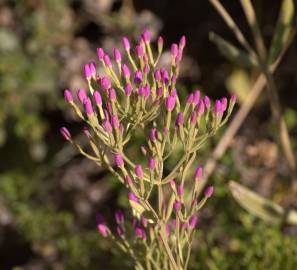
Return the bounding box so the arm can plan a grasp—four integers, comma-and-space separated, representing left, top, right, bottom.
0, 0, 296, 269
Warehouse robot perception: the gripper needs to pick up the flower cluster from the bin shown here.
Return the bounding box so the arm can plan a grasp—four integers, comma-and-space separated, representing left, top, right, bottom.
60, 30, 235, 270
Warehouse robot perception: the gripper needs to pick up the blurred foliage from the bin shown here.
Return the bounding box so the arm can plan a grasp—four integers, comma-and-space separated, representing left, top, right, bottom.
0, 0, 296, 269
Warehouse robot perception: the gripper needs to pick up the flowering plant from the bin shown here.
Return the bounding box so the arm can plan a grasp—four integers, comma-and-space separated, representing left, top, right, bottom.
61, 30, 235, 270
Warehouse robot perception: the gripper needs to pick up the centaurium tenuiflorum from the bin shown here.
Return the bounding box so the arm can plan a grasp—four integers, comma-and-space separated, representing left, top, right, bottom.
60, 30, 235, 270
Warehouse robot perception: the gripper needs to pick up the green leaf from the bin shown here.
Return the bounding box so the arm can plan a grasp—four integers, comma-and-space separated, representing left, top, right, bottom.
268, 0, 294, 64
229, 181, 297, 225
209, 32, 257, 68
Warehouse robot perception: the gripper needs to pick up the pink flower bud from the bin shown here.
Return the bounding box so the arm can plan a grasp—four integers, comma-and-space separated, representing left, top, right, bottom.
93, 91, 102, 105
161, 68, 169, 84
64, 89, 73, 103
111, 115, 120, 129
135, 164, 144, 179
157, 36, 163, 52
205, 186, 214, 198
121, 64, 130, 78
97, 48, 105, 61
195, 166, 203, 179
177, 185, 184, 197
193, 90, 200, 105
136, 44, 145, 58
142, 29, 151, 43
230, 94, 237, 104
104, 54, 112, 68
128, 192, 138, 202
115, 210, 124, 224
135, 226, 146, 240
102, 120, 113, 134
108, 88, 117, 101
77, 88, 87, 103
125, 175, 133, 185
170, 180, 176, 189
171, 43, 179, 58
154, 70, 161, 81
157, 87, 163, 97
89, 62, 96, 76
189, 215, 198, 229
148, 158, 156, 171
84, 63, 92, 80
113, 48, 122, 62
97, 224, 109, 237
116, 225, 125, 237
134, 70, 143, 84
204, 96, 211, 108
141, 217, 148, 227
175, 49, 183, 64
114, 153, 124, 167
84, 98, 94, 115
83, 127, 91, 138
165, 95, 176, 111
100, 76, 111, 90
143, 64, 150, 74
187, 93, 194, 104
125, 83, 132, 96
221, 97, 228, 112
60, 127, 71, 140
214, 100, 222, 115
150, 128, 157, 142
190, 111, 197, 124
197, 100, 205, 114
175, 112, 184, 127
179, 35, 186, 49
122, 37, 130, 50
174, 200, 182, 211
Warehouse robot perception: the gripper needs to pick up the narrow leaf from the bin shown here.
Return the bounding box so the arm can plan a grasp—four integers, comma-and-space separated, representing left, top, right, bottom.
209, 32, 257, 67
268, 0, 295, 64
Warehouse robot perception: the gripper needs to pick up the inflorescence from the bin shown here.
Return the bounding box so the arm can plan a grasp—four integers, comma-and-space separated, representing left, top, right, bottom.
60, 30, 235, 270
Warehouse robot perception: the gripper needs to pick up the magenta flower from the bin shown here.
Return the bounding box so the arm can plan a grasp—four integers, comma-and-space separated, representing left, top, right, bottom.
204, 96, 211, 108
135, 164, 144, 179
100, 76, 111, 90
114, 153, 124, 167
104, 54, 112, 68
93, 91, 102, 106
193, 90, 201, 105
171, 43, 179, 58
84, 98, 94, 115
134, 70, 143, 84
108, 88, 117, 101
148, 158, 156, 171
179, 35, 186, 49
113, 48, 122, 62
154, 69, 161, 81
157, 87, 163, 97
187, 93, 194, 104
135, 226, 146, 240
115, 210, 124, 224
189, 214, 199, 229
125, 175, 133, 185
102, 120, 113, 134
77, 88, 87, 103
177, 185, 184, 197
97, 224, 109, 238
116, 225, 125, 237
121, 64, 131, 79
124, 83, 132, 96
195, 166, 203, 179
128, 192, 139, 202
190, 111, 197, 124
165, 95, 176, 111
84, 63, 92, 80
122, 37, 130, 51
111, 115, 120, 129
150, 128, 157, 142
175, 112, 184, 127
136, 44, 145, 58
60, 127, 71, 141
64, 89, 73, 103
214, 100, 222, 115
97, 47, 105, 61
221, 97, 228, 112
174, 200, 182, 211
197, 100, 205, 114
205, 186, 214, 198
142, 29, 151, 43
